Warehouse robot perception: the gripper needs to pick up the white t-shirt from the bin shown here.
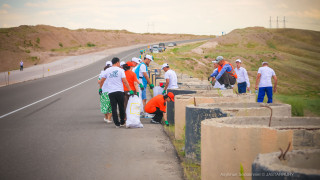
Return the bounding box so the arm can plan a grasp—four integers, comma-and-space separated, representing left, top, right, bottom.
99, 70, 105, 79
235, 67, 250, 87
257, 66, 276, 87
164, 69, 178, 89
102, 66, 126, 93
138, 63, 147, 78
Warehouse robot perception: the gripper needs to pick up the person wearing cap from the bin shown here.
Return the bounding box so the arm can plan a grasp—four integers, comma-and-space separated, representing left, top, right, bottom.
120, 61, 126, 69
131, 57, 140, 72
122, 62, 144, 119
161, 63, 178, 94
98, 60, 113, 123
208, 61, 226, 89
234, 59, 250, 94
255, 62, 277, 103
134, 54, 155, 110
145, 92, 174, 125
209, 56, 237, 89
100, 57, 134, 128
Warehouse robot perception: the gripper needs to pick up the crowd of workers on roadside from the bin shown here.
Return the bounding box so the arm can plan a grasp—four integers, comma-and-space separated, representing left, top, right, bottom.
208, 56, 277, 103
98, 54, 178, 128
98, 52, 277, 128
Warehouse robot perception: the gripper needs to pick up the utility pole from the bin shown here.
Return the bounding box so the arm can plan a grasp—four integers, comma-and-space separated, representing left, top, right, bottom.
276, 16, 279, 28
269, 16, 272, 28
283, 16, 286, 28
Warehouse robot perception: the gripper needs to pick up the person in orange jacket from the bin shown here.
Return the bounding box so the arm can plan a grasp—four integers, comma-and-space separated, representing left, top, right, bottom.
145, 92, 174, 125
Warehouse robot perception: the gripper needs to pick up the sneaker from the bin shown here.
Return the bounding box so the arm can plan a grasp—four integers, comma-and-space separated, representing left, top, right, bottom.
150, 119, 159, 124
115, 125, 120, 128
144, 113, 154, 118
225, 84, 232, 89
120, 124, 125, 127
104, 118, 112, 123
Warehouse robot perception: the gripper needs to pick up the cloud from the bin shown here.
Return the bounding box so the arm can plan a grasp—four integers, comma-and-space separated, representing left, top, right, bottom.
25, 2, 45, 7
2, 4, 10, 8
289, 9, 320, 19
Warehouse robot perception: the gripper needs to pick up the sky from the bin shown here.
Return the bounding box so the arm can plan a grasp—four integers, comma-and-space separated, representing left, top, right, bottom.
0, 0, 319, 35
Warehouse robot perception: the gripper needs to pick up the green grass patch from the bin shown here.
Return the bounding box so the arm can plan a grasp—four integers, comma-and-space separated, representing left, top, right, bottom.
275, 94, 320, 116
163, 125, 201, 180
51, 45, 85, 53
86, 42, 96, 47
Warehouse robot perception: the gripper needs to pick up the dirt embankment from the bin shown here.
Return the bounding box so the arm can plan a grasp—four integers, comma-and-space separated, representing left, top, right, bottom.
0, 25, 208, 72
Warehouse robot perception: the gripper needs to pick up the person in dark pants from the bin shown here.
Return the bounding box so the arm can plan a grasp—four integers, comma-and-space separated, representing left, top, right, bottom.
20, 60, 23, 71
144, 92, 175, 125
100, 57, 134, 128
209, 56, 237, 89
234, 59, 250, 94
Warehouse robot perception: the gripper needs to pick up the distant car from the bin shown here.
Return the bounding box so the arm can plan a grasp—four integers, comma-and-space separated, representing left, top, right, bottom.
172, 42, 177, 46
168, 43, 174, 47
152, 48, 159, 53
159, 43, 166, 51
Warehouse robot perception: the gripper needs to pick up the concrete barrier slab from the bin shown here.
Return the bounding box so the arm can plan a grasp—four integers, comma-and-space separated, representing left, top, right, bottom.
185, 102, 291, 163
175, 94, 256, 140
252, 149, 320, 180
201, 117, 320, 180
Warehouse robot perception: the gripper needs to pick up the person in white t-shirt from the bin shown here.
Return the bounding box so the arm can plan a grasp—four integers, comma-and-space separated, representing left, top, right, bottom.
234, 59, 250, 94
100, 57, 134, 128
161, 63, 178, 94
255, 62, 277, 103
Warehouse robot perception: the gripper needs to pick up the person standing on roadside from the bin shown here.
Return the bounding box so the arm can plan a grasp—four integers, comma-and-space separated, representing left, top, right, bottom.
209, 56, 237, 89
122, 62, 144, 120
100, 57, 134, 128
20, 60, 23, 71
234, 59, 250, 94
161, 63, 178, 94
98, 61, 113, 123
134, 55, 154, 113
255, 62, 277, 103
131, 57, 140, 72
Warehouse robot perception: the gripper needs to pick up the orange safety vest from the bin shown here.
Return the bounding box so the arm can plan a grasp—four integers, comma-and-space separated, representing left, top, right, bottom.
218, 61, 238, 79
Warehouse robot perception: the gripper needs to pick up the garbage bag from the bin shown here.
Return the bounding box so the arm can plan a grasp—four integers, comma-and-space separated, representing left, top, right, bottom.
153, 86, 164, 97
126, 95, 143, 128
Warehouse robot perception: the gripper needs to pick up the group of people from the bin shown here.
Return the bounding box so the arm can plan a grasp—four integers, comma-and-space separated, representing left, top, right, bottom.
209, 56, 277, 103
98, 54, 179, 128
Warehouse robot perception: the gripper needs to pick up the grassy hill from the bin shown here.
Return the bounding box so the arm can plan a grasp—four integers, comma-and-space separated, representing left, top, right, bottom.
0, 25, 209, 72
153, 27, 320, 116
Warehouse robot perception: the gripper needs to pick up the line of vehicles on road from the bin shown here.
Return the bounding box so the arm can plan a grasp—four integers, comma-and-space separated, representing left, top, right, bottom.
149, 42, 177, 54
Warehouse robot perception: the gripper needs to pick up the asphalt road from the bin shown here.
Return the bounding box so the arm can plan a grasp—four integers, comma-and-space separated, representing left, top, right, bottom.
0, 39, 209, 180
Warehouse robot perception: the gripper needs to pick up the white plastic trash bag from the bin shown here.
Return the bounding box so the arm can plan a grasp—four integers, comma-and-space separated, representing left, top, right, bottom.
153, 86, 164, 97
126, 95, 143, 128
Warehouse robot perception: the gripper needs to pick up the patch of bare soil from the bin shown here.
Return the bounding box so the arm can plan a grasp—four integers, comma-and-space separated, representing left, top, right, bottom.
0, 25, 208, 72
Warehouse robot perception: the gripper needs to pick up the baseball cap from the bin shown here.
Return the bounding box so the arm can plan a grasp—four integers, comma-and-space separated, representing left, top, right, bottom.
215, 56, 224, 63
106, 61, 112, 66
145, 54, 153, 61
262, 62, 268, 65
126, 61, 134, 67
120, 61, 125, 66
131, 57, 140, 64
212, 60, 218, 64
167, 92, 174, 102
235, 59, 242, 63
161, 63, 169, 69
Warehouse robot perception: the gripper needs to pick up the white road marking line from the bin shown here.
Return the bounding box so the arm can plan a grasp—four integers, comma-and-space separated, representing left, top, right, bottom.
0, 75, 98, 119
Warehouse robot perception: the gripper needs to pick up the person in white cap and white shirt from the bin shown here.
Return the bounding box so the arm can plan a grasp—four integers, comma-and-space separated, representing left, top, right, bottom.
120, 61, 126, 68
134, 54, 155, 112
234, 59, 250, 94
209, 61, 226, 89
131, 57, 140, 72
255, 62, 277, 103
161, 63, 178, 94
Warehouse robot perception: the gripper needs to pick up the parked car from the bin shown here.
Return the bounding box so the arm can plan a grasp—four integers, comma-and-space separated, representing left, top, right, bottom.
152, 48, 159, 53
172, 42, 177, 46
152, 44, 163, 52
168, 43, 174, 47
159, 43, 166, 51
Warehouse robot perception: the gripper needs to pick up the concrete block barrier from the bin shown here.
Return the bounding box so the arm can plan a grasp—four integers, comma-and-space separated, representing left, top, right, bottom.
185, 103, 291, 163
175, 94, 256, 140
166, 89, 234, 125
201, 117, 320, 180
252, 149, 320, 180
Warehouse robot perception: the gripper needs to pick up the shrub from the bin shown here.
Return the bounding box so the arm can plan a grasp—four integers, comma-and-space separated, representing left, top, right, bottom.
59, 42, 63, 47
25, 49, 30, 53
36, 37, 40, 44
86, 42, 96, 47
